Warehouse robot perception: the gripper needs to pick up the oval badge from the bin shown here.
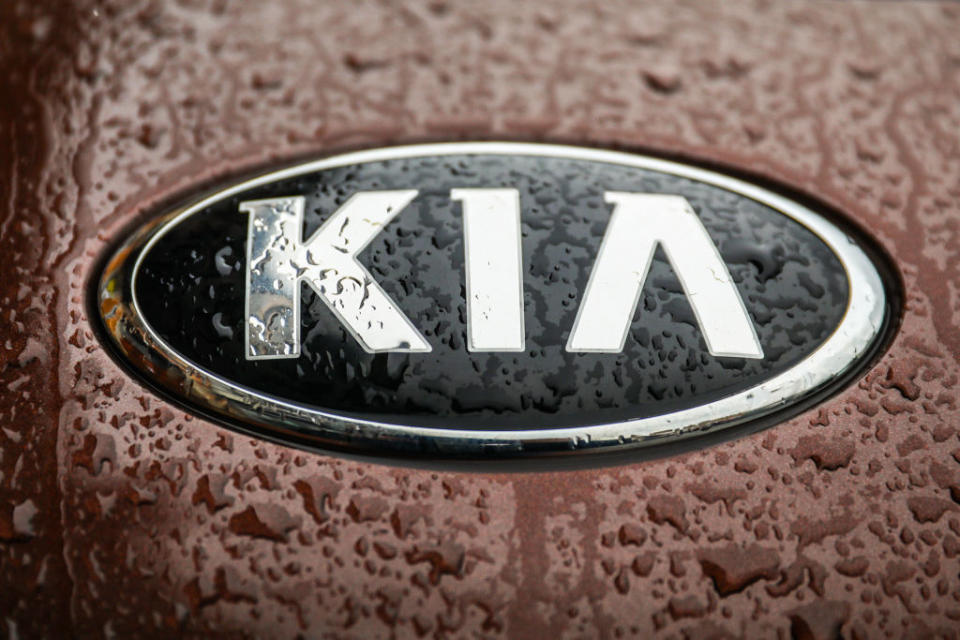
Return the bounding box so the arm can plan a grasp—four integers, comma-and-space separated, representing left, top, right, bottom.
97, 143, 892, 457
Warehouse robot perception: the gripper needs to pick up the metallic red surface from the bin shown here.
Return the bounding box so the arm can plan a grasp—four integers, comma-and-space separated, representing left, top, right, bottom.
2, 1, 960, 637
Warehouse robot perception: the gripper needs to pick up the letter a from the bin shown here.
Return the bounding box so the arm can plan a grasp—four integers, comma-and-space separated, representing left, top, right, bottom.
567, 193, 763, 358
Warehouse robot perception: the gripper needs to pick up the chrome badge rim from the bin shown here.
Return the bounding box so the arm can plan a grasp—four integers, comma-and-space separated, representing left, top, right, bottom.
96, 142, 890, 457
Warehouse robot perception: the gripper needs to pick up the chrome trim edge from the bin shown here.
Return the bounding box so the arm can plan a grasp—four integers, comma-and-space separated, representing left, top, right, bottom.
96, 142, 888, 457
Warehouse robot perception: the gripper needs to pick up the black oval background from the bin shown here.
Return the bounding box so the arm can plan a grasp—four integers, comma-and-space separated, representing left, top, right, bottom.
136, 154, 849, 431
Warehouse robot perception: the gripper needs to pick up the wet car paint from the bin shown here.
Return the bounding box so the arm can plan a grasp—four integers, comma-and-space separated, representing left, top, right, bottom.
1, 1, 960, 637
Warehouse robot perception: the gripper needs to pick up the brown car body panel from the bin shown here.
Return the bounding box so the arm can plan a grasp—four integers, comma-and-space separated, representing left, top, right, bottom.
2, 1, 960, 637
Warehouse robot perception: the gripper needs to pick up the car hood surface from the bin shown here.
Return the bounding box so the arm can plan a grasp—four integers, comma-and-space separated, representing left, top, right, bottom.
1, 1, 959, 637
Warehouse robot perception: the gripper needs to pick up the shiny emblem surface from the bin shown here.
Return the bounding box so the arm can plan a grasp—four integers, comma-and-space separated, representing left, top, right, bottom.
95, 143, 892, 457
